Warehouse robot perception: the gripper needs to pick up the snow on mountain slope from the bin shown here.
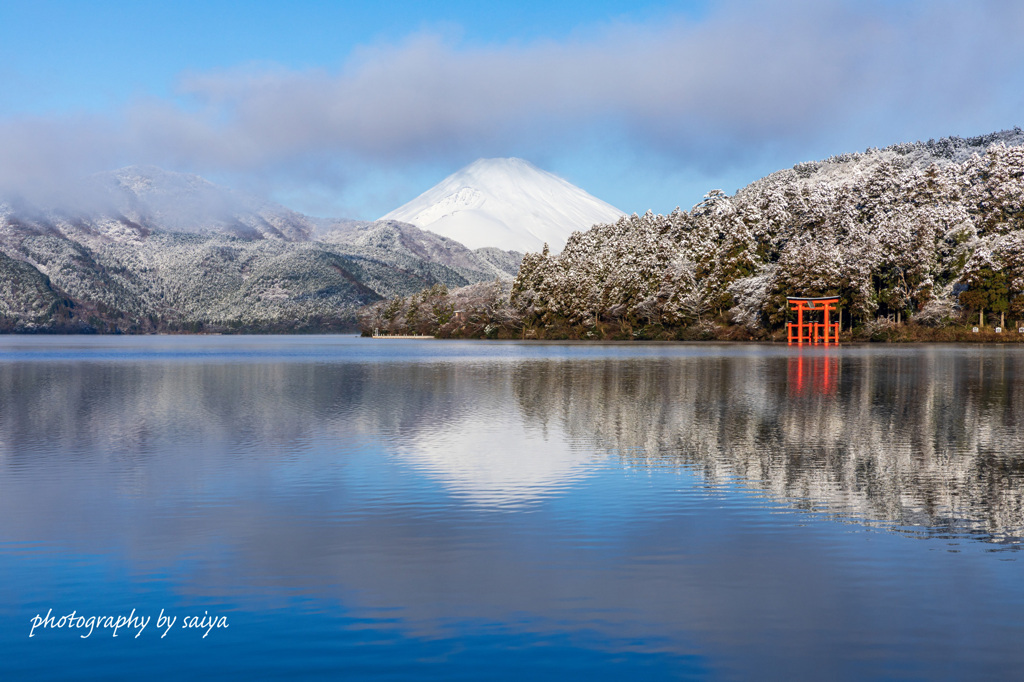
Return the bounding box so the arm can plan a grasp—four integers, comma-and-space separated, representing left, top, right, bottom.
381, 158, 625, 253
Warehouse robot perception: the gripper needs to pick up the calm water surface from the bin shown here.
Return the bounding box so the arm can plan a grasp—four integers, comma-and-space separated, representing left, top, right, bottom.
1, 336, 1022, 680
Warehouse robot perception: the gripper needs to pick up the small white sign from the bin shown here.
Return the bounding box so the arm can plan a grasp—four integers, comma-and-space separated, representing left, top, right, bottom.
972, 327, 979, 333
996, 327, 1003, 333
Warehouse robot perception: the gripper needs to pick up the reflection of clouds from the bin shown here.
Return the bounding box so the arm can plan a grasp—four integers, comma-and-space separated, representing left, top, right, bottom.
395, 417, 592, 509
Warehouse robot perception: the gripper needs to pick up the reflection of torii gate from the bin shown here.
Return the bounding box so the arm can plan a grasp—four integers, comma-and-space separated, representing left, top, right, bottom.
787, 297, 840, 346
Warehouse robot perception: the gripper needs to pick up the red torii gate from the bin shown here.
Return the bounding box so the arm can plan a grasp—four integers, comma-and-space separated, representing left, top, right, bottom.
787, 296, 840, 346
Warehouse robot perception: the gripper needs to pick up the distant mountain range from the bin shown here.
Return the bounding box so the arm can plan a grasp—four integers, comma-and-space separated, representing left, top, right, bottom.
13, 128, 1020, 339
381, 158, 625, 253
0, 167, 522, 332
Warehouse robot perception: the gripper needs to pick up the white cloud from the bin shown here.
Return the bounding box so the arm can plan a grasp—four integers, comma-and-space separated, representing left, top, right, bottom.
2, 0, 1023, 203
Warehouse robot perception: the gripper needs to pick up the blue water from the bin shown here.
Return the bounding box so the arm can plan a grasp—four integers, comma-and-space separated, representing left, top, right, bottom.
1, 336, 1022, 680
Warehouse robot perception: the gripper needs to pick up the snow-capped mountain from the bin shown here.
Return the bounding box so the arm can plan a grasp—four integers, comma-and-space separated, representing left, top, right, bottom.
381, 158, 625, 253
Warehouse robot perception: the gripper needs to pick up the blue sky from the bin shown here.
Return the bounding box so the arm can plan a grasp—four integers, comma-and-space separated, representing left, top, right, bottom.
1, 0, 1022, 219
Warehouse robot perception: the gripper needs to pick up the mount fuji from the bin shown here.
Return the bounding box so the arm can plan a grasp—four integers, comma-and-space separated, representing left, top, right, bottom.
381, 158, 625, 253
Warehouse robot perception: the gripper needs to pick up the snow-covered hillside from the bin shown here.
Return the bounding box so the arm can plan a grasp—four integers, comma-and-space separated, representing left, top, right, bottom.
381, 158, 625, 253
0, 167, 523, 332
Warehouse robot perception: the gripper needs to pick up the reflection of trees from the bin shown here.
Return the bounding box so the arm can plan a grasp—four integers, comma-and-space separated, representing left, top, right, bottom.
513, 349, 1024, 542
3, 347, 1022, 541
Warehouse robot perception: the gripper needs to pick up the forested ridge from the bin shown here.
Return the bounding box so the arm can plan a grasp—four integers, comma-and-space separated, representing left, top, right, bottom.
362, 129, 1024, 341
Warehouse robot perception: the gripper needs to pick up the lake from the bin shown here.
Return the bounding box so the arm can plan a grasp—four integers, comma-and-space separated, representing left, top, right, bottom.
1, 336, 1022, 680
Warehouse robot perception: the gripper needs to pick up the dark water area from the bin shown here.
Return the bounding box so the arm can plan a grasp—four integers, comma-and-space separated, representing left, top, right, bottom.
1, 336, 1022, 680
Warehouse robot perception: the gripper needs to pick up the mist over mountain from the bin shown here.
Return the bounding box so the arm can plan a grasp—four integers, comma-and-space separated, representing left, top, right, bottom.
382, 158, 625, 253
91, 166, 320, 241
0, 167, 520, 333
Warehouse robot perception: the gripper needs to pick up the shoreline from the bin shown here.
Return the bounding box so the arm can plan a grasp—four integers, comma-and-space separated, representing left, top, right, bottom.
2, 325, 1024, 343
360, 322, 1024, 344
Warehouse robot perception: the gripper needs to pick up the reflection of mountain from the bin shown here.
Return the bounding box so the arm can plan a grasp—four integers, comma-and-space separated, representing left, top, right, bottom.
0, 345, 592, 509
2, 344, 1021, 539
511, 348, 1024, 542
395, 406, 591, 508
